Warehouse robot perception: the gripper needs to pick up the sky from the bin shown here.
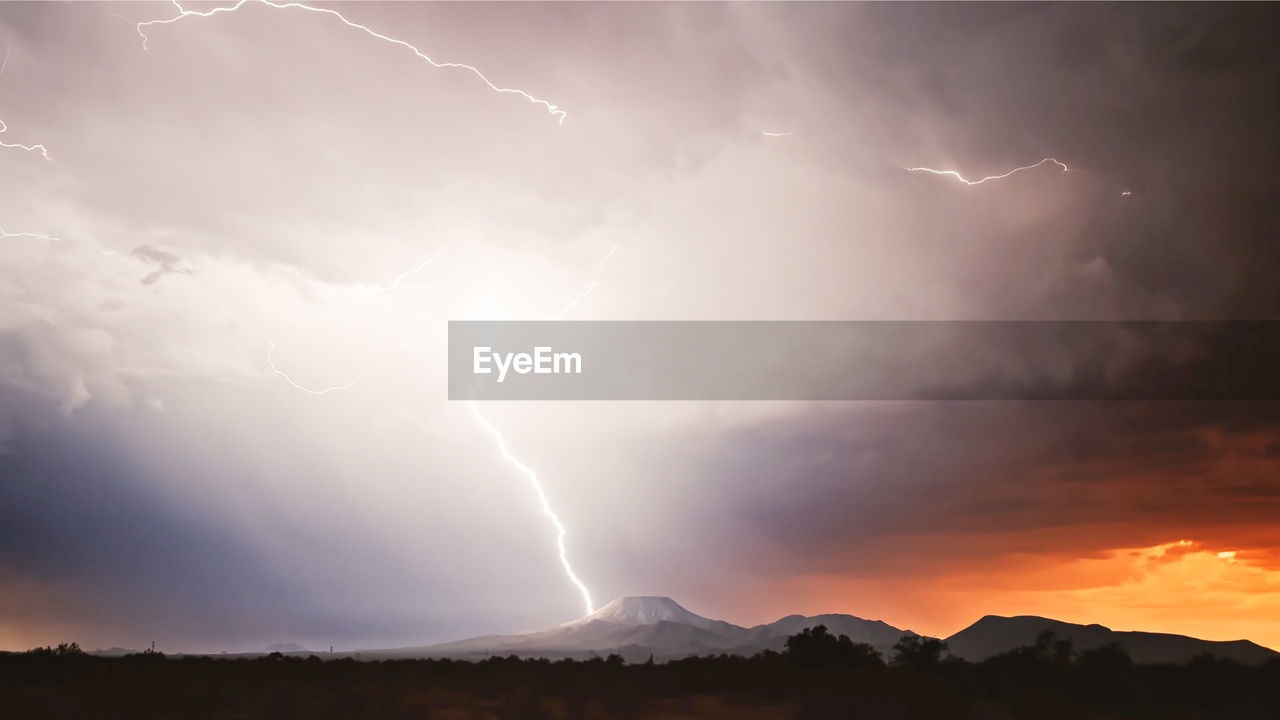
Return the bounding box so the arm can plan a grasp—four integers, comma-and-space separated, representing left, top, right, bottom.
2, 2, 1279, 654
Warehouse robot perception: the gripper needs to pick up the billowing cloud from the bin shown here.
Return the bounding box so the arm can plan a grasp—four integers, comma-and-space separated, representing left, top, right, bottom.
0, 2, 1277, 652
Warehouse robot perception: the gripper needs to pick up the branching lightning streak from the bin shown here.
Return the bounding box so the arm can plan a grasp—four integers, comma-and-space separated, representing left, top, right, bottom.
539, 243, 617, 319
0, 120, 51, 159
468, 400, 593, 615
266, 338, 359, 394
1, 48, 51, 161
486, 243, 621, 606
473, 241, 620, 607
543, 282, 597, 320
375, 255, 438, 292
1, 226, 60, 243
139, 1, 591, 614
356, 249, 445, 294
905, 157, 1068, 185
255, 250, 601, 615
136, 0, 566, 123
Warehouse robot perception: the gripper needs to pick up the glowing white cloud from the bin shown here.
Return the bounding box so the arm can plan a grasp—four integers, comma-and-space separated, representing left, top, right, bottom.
151, 0, 603, 612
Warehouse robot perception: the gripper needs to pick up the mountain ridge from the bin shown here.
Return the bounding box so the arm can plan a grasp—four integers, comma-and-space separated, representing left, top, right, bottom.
371, 596, 916, 663
354, 597, 1278, 666
947, 614, 1278, 666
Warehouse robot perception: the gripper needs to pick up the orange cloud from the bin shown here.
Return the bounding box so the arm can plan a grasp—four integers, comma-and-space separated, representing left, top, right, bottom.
724, 538, 1280, 653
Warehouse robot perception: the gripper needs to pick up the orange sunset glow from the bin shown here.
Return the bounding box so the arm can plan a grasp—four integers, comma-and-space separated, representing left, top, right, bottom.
725, 538, 1280, 654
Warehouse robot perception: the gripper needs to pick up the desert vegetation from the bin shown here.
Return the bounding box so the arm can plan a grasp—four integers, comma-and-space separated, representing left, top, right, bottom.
3, 628, 1277, 718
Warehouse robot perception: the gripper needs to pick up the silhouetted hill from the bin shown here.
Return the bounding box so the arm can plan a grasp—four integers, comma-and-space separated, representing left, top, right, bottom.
369, 596, 914, 662
88, 647, 138, 657
748, 613, 915, 653
946, 615, 1279, 665
264, 642, 308, 653
370, 599, 1277, 667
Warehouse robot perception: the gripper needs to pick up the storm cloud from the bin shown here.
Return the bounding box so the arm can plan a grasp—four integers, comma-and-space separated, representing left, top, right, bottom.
1, 2, 1278, 652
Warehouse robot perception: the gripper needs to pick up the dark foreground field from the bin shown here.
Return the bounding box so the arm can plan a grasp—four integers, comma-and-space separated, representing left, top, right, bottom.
4, 630, 1278, 719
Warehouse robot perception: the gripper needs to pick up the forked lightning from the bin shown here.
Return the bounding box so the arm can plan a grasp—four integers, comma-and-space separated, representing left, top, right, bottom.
136, 0, 566, 123
132, 1, 591, 613
905, 157, 1068, 185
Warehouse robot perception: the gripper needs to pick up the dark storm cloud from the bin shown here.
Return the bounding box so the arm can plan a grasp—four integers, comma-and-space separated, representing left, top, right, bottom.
786, 3, 1280, 317
700, 402, 1280, 577
655, 3, 1280, 587
0, 390, 318, 649
0, 386, 500, 652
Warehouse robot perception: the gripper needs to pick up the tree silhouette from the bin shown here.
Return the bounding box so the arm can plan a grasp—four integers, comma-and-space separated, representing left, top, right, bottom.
23, 642, 84, 658
891, 635, 947, 670
2, 633, 1278, 719
784, 624, 884, 669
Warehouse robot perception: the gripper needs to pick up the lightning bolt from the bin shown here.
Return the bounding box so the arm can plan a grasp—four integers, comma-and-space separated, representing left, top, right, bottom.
136, 0, 591, 616
266, 338, 359, 395
482, 242, 621, 606
356, 249, 445, 294
468, 400, 594, 614
2, 226, 119, 257
467, 241, 620, 609
543, 282, 597, 320
760, 130, 791, 137
0, 48, 51, 160
539, 243, 618, 319
136, 0, 566, 123
0, 226, 60, 243
257, 249, 602, 613
905, 157, 1068, 185
0, 121, 52, 160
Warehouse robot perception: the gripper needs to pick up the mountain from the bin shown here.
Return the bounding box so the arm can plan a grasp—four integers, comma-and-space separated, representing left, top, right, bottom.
945, 615, 1279, 666
571, 596, 736, 633
264, 642, 308, 653
371, 596, 915, 663
89, 647, 139, 657
748, 613, 912, 653
356, 598, 1278, 666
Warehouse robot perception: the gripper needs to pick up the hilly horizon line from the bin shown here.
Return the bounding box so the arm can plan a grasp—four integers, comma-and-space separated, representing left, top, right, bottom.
102, 595, 1270, 663
411, 595, 1278, 652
